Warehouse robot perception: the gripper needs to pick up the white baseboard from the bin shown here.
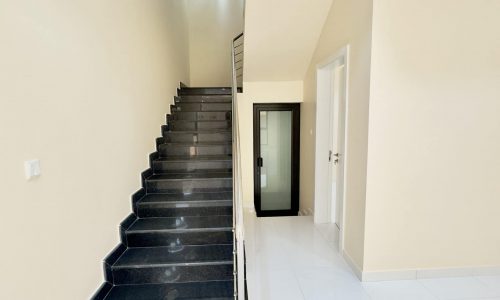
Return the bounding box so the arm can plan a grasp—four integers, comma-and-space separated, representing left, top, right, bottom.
360, 265, 500, 282
342, 250, 363, 280
299, 208, 314, 216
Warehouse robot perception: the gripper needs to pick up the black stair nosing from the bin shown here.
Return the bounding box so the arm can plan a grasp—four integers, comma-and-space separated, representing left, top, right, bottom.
111, 244, 234, 269
101, 281, 234, 300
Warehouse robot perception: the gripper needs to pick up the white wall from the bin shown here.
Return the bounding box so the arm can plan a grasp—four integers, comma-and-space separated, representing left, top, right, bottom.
302, 0, 373, 268
0, 0, 190, 299
364, 0, 500, 273
186, 0, 244, 87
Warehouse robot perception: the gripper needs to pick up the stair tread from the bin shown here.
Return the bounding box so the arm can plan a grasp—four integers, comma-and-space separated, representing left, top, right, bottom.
113, 244, 233, 268
162, 141, 231, 145
165, 129, 232, 133
154, 155, 232, 162
103, 281, 234, 300
147, 172, 232, 181
139, 192, 233, 204
179, 87, 232, 95
128, 216, 232, 232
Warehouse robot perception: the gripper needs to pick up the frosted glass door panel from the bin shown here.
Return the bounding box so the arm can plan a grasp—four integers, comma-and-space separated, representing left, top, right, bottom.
260, 111, 292, 211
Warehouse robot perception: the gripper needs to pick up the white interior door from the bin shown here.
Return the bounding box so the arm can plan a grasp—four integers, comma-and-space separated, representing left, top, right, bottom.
314, 45, 349, 251
328, 59, 346, 231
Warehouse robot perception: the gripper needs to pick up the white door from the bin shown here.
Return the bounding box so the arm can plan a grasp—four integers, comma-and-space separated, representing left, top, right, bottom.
314, 45, 349, 251
327, 59, 346, 231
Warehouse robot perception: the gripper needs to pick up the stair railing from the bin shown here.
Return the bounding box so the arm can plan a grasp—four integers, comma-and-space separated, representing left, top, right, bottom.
231, 32, 245, 299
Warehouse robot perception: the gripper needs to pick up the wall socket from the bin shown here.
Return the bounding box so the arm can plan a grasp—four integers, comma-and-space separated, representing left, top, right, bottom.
24, 159, 41, 180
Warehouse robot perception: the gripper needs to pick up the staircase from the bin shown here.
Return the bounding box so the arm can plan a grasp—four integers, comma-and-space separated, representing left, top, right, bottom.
92, 86, 235, 300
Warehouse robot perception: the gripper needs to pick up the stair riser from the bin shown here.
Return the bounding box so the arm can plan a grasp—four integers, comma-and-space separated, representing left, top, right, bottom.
170, 111, 231, 121
112, 264, 233, 285
137, 204, 233, 218
153, 160, 232, 173
169, 121, 231, 131
173, 103, 232, 112
126, 230, 232, 247
177, 95, 232, 103
164, 132, 232, 143
98, 281, 234, 299
159, 145, 232, 156
146, 179, 232, 193
179, 88, 232, 95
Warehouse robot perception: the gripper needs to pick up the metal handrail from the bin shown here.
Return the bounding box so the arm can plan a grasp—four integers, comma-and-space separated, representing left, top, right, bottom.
231, 32, 245, 299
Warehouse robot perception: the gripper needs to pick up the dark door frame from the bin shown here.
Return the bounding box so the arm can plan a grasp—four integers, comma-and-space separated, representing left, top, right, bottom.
253, 103, 300, 217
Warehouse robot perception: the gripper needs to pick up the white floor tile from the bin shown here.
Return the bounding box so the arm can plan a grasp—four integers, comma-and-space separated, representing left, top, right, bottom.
248, 267, 305, 300
476, 276, 500, 295
418, 277, 497, 300
296, 266, 371, 300
363, 280, 438, 300
244, 210, 499, 300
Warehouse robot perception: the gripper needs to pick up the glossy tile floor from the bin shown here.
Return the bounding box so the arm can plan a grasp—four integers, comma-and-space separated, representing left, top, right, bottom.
244, 211, 500, 300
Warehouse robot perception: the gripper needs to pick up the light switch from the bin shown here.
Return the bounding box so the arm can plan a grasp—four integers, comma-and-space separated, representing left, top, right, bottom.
24, 159, 41, 180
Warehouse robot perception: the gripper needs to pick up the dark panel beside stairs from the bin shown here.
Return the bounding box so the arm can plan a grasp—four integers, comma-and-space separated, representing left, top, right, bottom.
92, 86, 235, 300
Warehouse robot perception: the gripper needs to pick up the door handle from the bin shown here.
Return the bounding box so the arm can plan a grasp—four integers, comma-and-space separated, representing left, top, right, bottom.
257, 157, 263, 167
329, 150, 332, 162
334, 159, 339, 165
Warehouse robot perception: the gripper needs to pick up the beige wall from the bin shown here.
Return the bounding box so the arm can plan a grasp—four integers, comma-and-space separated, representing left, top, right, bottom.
237, 81, 303, 207
0, 1, 189, 299
186, 0, 244, 87
243, 0, 333, 81
363, 0, 500, 272
302, 0, 373, 268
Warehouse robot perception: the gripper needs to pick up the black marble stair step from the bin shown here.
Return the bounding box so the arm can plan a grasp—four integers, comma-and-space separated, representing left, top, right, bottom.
176, 95, 232, 103
163, 131, 232, 143
145, 172, 232, 193
167, 120, 231, 131
136, 192, 233, 217
159, 142, 232, 156
169, 111, 231, 121
111, 245, 233, 284
172, 102, 232, 112
179, 87, 232, 95
139, 191, 233, 203
153, 155, 232, 173
126, 216, 233, 247
102, 281, 234, 300
137, 198, 232, 218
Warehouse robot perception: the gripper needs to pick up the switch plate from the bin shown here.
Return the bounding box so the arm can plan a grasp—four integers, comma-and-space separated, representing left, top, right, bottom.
24, 159, 41, 180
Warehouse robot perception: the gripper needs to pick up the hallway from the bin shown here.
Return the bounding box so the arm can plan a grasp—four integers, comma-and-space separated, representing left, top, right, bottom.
244, 212, 500, 300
